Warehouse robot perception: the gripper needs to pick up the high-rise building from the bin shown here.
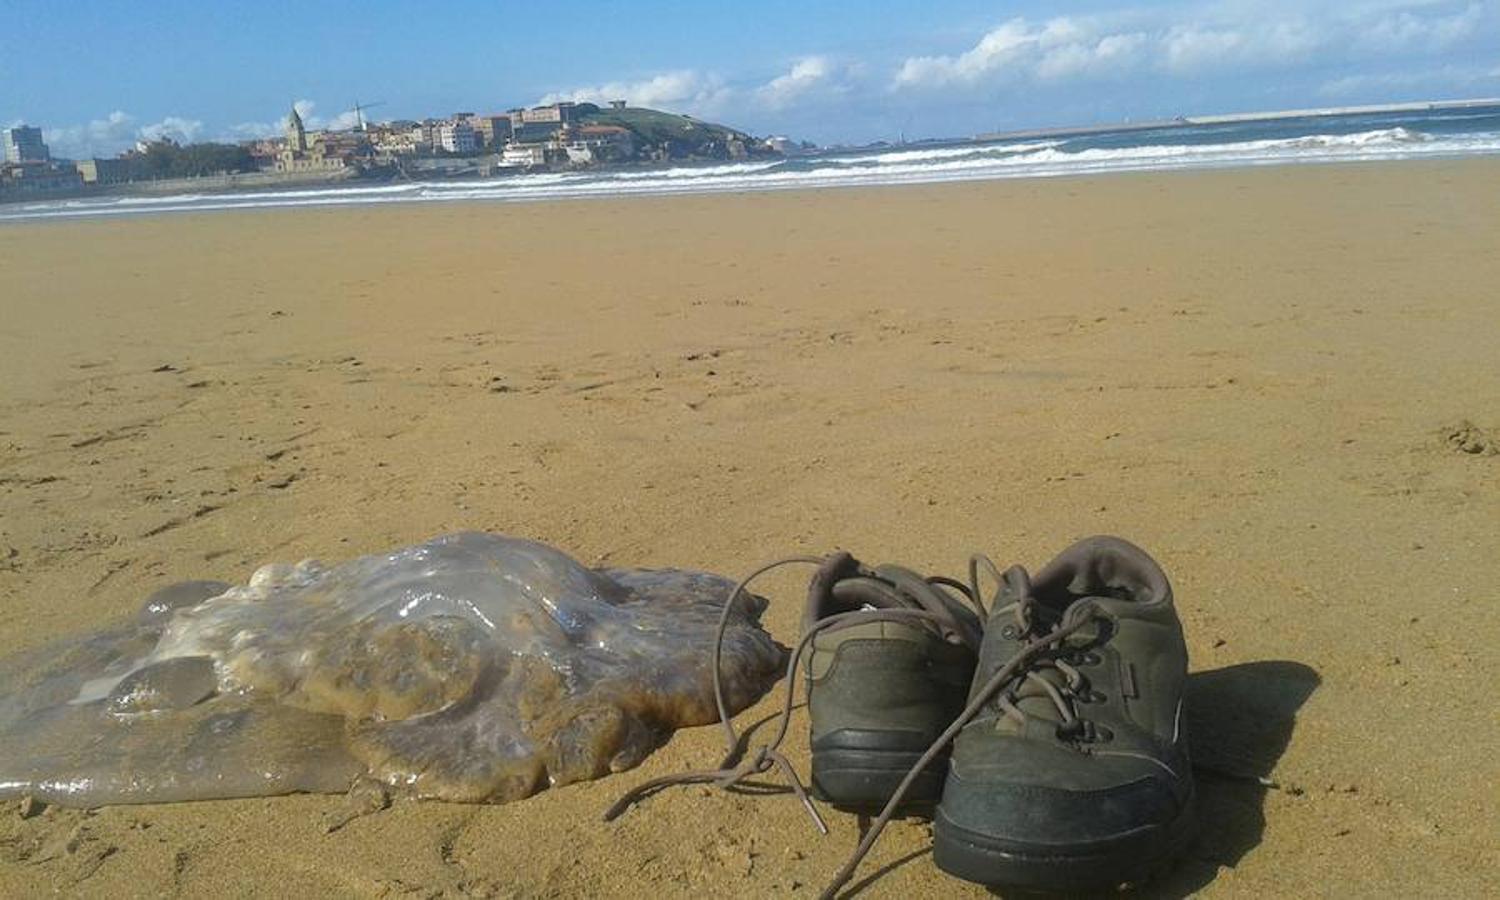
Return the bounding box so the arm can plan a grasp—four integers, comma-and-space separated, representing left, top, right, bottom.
3, 125, 49, 163
437, 121, 479, 154
476, 115, 513, 147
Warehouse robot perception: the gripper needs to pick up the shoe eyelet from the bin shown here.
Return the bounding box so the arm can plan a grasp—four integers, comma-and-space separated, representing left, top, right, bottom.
1077, 652, 1103, 666
1000, 624, 1020, 640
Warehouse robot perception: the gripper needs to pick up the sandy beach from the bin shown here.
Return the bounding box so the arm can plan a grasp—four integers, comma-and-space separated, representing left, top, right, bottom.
2, 159, 1497, 897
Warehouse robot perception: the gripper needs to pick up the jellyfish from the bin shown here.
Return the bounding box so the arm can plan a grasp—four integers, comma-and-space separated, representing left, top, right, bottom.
0, 532, 786, 807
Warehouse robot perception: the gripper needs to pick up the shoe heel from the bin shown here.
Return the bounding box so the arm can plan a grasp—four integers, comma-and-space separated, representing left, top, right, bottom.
932, 792, 1199, 891
810, 729, 947, 814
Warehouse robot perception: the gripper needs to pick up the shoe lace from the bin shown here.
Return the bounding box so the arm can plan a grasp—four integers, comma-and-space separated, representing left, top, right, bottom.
602, 552, 1103, 900
603, 555, 984, 835
818, 555, 1107, 899
975, 554, 1098, 739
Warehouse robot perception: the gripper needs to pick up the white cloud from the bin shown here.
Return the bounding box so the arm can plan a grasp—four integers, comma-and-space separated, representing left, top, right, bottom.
42, 110, 138, 158
1355, 2, 1484, 52
893, 2, 1499, 90
42, 109, 258, 158
895, 19, 1039, 88
139, 115, 203, 144
892, 16, 1161, 87
538, 58, 856, 120
1321, 61, 1500, 95
223, 100, 367, 142
326, 110, 363, 131
540, 71, 735, 115
1160, 19, 1321, 74
1157, 27, 1241, 74
288, 99, 362, 132
756, 56, 840, 110
1038, 31, 1150, 80
227, 120, 282, 140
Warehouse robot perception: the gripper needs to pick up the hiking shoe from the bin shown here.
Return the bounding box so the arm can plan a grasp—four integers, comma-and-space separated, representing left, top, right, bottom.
603, 552, 983, 833
931, 536, 1196, 891
804, 552, 981, 814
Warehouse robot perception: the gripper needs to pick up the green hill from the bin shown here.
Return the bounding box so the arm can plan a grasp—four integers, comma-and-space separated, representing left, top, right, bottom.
572, 103, 767, 159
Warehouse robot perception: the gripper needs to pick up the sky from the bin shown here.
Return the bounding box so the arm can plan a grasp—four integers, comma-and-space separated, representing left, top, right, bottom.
3, 0, 1498, 158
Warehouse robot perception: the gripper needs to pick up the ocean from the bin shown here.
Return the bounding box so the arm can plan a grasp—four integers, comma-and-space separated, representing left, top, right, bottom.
4, 104, 1498, 222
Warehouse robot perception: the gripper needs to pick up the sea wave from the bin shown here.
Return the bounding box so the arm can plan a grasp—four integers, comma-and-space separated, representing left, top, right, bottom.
3, 125, 1497, 222
601, 161, 782, 180
817, 140, 1064, 167
1287, 126, 1432, 148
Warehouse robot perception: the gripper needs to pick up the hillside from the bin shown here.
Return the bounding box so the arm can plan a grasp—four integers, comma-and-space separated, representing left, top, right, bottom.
572, 103, 770, 159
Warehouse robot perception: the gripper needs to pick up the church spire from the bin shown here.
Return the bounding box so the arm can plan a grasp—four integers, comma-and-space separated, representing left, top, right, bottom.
286, 106, 307, 154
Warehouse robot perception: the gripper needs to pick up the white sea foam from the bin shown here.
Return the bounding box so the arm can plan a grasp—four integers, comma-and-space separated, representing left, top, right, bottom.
3, 126, 1496, 222
818, 140, 1063, 167
601, 161, 782, 180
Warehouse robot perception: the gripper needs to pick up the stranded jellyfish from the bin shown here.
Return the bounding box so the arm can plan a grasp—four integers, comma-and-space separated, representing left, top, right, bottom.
0, 532, 785, 806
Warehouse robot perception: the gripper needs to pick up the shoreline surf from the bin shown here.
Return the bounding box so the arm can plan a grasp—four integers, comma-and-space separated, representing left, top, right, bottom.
4, 105, 1498, 223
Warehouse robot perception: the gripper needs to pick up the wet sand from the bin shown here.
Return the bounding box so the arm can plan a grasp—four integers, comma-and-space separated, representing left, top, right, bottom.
2, 159, 1498, 897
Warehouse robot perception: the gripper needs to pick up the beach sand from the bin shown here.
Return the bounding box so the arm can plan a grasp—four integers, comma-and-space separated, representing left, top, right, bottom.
2, 159, 1497, 897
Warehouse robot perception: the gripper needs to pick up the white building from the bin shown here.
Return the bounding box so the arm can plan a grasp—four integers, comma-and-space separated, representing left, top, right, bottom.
438, 121, 479, 155
555, 124, 635, 165
500, 144, 547, 168
369, 128, 419, 156
767, 136, 796, 155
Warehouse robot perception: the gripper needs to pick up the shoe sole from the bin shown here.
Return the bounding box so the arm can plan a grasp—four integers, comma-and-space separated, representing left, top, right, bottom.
931, 789, 1198, 892
810, 730, 948, 814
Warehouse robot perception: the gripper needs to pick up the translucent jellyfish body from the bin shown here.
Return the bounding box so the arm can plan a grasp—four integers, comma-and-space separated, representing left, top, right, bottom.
0, 532, 785, 807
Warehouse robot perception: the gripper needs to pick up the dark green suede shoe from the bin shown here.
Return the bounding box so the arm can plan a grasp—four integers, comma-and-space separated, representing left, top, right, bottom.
932, 536, 1195, 891
803, 553, 981, 814
603, 551, 985, 835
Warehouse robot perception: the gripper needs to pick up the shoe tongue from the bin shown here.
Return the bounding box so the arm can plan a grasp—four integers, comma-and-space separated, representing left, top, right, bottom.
1004, 668, 1074, 728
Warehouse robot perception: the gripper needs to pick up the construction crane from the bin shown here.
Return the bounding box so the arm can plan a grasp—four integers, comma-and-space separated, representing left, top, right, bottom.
348, 100, 387, 132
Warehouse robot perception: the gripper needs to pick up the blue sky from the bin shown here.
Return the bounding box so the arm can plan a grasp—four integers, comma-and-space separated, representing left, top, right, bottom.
4, 0, 1498, 157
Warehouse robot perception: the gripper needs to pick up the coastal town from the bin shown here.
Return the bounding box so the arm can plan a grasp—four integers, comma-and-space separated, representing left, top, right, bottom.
15, 95, 1493, 205
2, 100, 797, 201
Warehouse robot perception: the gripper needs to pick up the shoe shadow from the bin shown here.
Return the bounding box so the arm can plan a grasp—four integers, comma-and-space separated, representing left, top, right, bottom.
844, 846, 932, 897
1133, 659, 1321, 898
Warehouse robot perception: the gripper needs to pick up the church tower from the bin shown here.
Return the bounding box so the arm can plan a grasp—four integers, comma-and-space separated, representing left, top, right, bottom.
285, 106, 307, 154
